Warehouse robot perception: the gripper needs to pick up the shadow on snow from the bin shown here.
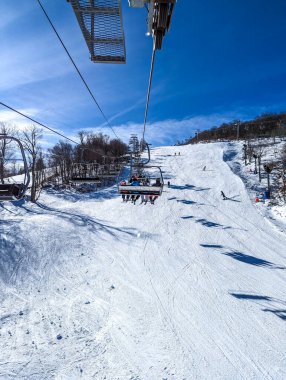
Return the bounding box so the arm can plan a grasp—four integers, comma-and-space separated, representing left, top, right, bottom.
177, 199, 198, 205
200, 243, 285, 270
170, 184, 195, 190
34, 202, 138, 240
200, 243, 224, 248
180, 216, 231, 229
170, 184, 211, 192
224, 251, 285, 269
44, 184, 119, 202
230, 292, 286, 321
195, 218, 231, 229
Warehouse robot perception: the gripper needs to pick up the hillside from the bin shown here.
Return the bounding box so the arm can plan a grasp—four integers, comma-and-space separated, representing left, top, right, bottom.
186, 113, 286, 144
0, 143, 285, 380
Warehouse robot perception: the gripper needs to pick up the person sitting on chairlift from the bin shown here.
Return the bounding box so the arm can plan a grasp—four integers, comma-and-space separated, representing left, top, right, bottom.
141, 179, 149, 204
129, 178, 141, 204
131, 174, 138, 182
148, 179, 160, 204
120, 180, 126, 202
149, 195, 158, 204
155, 178, 161, 187
130, 178, 141, 186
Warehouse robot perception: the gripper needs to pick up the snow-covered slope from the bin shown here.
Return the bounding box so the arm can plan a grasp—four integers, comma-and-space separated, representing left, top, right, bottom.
0, 143, 285, 380
223, 140, 286, 231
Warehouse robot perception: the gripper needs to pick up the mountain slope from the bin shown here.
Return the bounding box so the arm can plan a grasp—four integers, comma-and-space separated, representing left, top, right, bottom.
0, 143, 285, 380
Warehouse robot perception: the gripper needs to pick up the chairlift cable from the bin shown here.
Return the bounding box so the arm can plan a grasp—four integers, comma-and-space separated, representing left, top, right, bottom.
37, 0, 120, 140
0, 102, 79, 144
142, 46, 156, 145
0, 102, 123, 163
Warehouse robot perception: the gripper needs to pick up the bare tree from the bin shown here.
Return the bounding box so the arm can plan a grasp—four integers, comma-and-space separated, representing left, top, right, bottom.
49, 141, 74, 183
22, 125, 43, 202
0, 123, 15, 183
276, 144, 286, 202
253, 145, 267, 182
246, 144, 254, 164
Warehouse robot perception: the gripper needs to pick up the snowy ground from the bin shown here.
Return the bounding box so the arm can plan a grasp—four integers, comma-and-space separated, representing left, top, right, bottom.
224, 139, 286, 232
0, 143, 285, 380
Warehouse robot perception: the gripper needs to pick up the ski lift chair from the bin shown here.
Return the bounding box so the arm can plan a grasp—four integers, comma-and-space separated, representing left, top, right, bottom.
98, 164, 121, 178
109, 164, 122, 175
0, 135, 30, 201
118, 166, 164, 196
70, 163, 101, 184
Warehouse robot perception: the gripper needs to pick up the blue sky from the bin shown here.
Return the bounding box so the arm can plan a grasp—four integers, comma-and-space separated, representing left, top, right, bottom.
0, 0, 286, 147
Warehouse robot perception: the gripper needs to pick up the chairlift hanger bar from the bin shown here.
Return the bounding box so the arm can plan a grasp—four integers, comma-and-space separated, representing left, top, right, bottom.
141, 0, 176, 144
130, 0, 176, 50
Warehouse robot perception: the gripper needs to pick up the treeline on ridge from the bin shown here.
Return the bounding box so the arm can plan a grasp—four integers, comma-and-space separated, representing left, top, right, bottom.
183, 112, 286, 144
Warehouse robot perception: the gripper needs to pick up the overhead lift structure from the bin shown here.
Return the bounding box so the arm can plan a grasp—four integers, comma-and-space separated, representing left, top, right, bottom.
68, 0, 176, 63
67, 0, 126, 63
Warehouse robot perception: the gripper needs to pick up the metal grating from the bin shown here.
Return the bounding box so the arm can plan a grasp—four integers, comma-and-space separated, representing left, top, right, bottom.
68, 0, 126, 63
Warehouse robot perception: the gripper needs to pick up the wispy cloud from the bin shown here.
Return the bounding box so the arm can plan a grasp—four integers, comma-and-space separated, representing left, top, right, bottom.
0, 35, 75, 91
97, 82, 169, 128
2, 103, 282, 149
0, 2, 33, 30
98, 98, 145, 128
0, 107, 72, 151
73, 112, 241, 146
0, 108, 41, 130
1, 1, 285, 153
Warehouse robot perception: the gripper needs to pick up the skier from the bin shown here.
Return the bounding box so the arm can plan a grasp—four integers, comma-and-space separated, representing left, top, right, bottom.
167, 181, 170, 188
221, 191, 227, 200
203, 166, 206, 171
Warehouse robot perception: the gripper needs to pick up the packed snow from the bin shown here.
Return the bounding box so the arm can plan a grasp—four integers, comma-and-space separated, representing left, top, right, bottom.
0, 142, 285, 380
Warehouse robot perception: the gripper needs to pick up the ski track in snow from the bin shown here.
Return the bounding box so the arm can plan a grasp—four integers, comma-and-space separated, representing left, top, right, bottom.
0, 142, 285, 380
